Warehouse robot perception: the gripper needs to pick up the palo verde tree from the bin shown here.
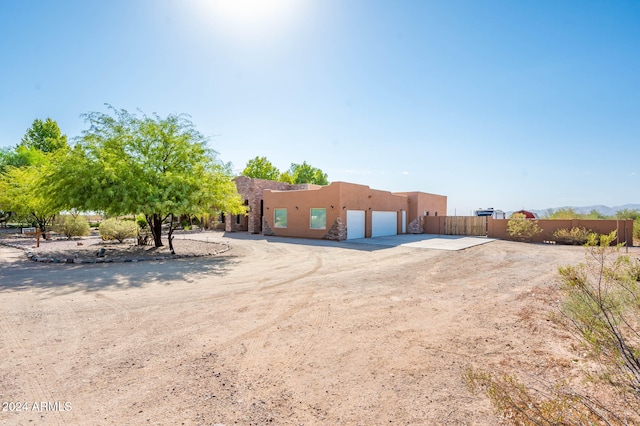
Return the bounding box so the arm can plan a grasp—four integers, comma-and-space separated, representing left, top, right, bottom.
0, 164, 59, 231
0, 118, 68, 230
241, 156, 281, 180
45, 106, 246, 253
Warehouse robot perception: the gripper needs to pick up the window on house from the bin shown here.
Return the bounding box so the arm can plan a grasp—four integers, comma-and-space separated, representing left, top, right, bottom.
310, 208, 326, 229
274, 208, 287, 228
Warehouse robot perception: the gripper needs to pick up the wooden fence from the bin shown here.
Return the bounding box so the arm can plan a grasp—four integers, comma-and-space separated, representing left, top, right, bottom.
441, 216, 488, 236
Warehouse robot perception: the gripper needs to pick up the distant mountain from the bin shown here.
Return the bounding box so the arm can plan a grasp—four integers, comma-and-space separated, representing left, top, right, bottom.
508, 204, 640, 218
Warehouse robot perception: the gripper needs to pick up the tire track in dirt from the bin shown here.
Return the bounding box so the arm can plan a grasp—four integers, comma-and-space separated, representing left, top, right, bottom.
0, 311, 72, 425
257, 252, 323, 291
93, 293, 131, 322
267, 301, 330, 384
232, 253, 323, 378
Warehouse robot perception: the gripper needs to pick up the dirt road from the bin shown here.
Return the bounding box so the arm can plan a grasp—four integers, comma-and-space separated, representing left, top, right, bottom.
0, 233, 595, 425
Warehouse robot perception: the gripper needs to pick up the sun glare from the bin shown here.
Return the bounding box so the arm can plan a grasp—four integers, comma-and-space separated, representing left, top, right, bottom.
191, 0, 303, 41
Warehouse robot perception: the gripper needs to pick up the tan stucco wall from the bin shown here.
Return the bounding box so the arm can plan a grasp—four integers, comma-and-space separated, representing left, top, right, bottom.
424, 216, 634, 246
339, 182, 410, 238
263, 181, 415, 239
229, 176, 318, 233
394, 192, 447, 223
263, 182, 341, 239
487, 218, 634, 246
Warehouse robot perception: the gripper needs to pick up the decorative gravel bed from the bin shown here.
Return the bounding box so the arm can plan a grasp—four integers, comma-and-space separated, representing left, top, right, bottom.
0, 235, 229, 264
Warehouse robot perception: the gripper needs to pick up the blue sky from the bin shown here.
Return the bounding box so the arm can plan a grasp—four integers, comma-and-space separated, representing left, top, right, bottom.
1, 0, 638, 215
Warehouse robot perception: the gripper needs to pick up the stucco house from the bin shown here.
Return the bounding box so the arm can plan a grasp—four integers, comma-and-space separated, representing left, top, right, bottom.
227, 177, 446, 241
224, 176, 321, 234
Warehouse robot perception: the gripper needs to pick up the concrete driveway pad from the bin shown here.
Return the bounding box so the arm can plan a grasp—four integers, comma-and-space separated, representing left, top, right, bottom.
345, 234, 495, 250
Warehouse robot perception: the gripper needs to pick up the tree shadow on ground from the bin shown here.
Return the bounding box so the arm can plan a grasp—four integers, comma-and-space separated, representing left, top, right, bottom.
0, 253, 239, 295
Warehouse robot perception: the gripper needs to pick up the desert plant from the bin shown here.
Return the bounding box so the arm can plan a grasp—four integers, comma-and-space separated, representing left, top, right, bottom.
559, 232, 640, 406
464, 368, 620, 425
552, 227, 597, 245
465, 231, 640, 424
507, 213, 543, 242
53, 214, 90, 239
99, 217, 139, 243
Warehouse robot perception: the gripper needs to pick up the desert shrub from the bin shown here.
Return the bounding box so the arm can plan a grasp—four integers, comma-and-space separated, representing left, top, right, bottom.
465, 231, 640, 424
99, 218, 139, 243
559, 232, 640, 402
53, 215, 90, 239
507, 213, 542, 242
552, 227, 596, 245
464, 368, 618, 425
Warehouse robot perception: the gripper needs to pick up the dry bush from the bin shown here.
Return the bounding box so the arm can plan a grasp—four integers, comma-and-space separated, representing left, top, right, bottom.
465, 232, 640, 425
508, 213, 543, 242
99, 218, 139, 243
552, 227, 597, 245
53, 214, 90, 239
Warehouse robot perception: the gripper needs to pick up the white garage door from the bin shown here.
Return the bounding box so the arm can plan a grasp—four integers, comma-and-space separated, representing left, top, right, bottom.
372, 211, 397, 237
346, 210, 365, 240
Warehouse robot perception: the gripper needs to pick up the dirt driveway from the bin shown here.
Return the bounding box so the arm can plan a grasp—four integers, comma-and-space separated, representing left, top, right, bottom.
0, 233, 604, 424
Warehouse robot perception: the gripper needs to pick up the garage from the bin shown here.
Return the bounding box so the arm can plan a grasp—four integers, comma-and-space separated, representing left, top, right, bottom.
371, 211, 397, 238
346, 210, 365, 240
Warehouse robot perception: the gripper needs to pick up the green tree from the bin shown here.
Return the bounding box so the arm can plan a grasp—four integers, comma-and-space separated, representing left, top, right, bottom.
0, 147, 23, 172
281, 161, 329, 185
616, 208, 640, 220
547, 207, 582, 219
20, 117, 68, 153
0, 118, 67, 226
585, 209, 608, 219
241, 156, 281, 180
44, 106, 246, 253
0, 165, 58, 232
507, 212, 542, 241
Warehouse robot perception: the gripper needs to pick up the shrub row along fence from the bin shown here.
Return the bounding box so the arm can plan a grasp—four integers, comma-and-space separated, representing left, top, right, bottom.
424, 216, 634, 246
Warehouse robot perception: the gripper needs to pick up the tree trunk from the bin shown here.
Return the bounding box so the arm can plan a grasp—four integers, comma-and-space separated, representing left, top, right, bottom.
167, 214, 176, 255
35, 215, 49, 239
147, 214, 163, 247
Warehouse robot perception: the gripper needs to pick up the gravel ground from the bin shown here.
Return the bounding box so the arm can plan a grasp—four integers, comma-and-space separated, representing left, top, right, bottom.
2, 233, 640, 424
0, 232, 229, 263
